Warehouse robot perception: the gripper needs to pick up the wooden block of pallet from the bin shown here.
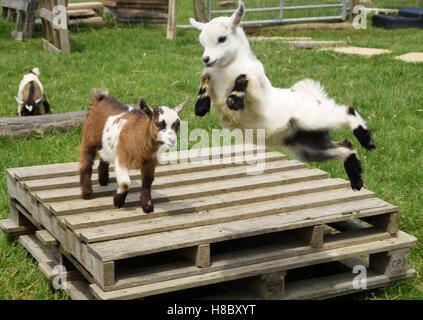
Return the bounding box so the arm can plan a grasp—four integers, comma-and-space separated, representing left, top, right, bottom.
36, 230, 58, 246
0, 218, 35, 236
3, 144, 415, 299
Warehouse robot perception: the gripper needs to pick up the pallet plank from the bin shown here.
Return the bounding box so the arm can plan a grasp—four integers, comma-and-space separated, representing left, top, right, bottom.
88, 189, 377, 261
8, 144, 265, 181
89, 232, 416, 299
47, 168, 329, 215
77, 182, 370, 243
0, 218, 35, 236
23, 151, 284, 191
34, 158, 300, 202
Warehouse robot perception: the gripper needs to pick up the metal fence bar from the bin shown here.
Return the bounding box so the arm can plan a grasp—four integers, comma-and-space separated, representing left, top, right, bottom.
208, 0, 348, 24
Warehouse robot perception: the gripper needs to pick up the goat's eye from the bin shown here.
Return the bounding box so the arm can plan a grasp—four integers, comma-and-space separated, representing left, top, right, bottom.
155, 120, 166, 130
218, 36, 227, 44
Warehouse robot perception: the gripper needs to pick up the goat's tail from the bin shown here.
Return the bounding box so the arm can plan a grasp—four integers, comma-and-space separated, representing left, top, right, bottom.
291, 78, 328, 102
90, 88, 109, 105
30, 67, 40, 77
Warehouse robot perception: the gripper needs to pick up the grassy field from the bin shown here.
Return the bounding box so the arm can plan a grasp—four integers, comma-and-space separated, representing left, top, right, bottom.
0, 1, 422, 299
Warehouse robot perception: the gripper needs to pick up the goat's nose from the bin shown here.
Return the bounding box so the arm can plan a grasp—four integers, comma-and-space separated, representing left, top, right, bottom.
203, 56, 210, 64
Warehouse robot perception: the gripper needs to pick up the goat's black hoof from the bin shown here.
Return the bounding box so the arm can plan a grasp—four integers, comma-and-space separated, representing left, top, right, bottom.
344, 153, 364, 192
99, 180, 109, 186
113, 192, 127, 208
195, 97, 211, 117
141, 203, 154, 214
353, 126, 376, 151
350, 179, 364, 191
82, 192, 93, 200
226, 94, 244, 111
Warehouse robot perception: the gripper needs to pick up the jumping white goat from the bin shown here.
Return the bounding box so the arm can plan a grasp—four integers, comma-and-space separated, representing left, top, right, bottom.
190, 1, 376, 191
15, 67, 51, 116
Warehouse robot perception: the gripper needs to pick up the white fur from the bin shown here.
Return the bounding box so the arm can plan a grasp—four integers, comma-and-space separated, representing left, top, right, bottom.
16, 70, 44, 115
99, 113, 127, 163
190, 1, 369, 147
157, 106, 179, 148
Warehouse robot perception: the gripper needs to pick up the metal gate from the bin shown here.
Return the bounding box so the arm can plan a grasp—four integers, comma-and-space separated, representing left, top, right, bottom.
207, 0, 348, 25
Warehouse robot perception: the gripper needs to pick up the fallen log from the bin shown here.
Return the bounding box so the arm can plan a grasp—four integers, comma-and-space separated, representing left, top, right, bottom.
0, 111, 88, 138
67, 2, 103, 11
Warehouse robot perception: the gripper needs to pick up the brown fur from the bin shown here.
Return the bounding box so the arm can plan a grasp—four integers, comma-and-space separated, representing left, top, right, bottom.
79, 90, 163, 213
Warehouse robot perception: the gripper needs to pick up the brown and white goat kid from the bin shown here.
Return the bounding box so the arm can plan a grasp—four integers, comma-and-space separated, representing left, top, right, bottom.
15, 68, 51, 116
79, 90, 188, 213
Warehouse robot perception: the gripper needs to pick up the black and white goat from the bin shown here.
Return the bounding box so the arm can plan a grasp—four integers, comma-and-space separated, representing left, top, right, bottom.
15, 68, 51, 116
190, 1, 376, 191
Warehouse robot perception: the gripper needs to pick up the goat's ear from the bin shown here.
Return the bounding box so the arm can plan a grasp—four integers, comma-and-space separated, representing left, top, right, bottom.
139, 97, 153, 118
231, 0, 245, 27
189, 17, 205, 31
15, 96, 23, 105
175, 97, 189, 114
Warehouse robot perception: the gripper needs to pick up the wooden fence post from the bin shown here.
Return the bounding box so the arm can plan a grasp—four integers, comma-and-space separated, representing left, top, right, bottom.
167, 0, 177, 40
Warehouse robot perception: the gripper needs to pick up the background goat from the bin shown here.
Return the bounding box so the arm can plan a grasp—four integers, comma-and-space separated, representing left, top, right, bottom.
79, 90, 187, 213
190, 1, 376, 191
15, 68, 50, 116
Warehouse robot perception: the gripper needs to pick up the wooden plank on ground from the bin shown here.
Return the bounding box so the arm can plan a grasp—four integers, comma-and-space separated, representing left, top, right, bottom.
89, 232, 416, 299
47, 168, 329, 215
18, 234, 57, 263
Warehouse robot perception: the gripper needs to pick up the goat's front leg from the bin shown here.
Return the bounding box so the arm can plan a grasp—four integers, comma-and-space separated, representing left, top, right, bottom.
140, 160, 155, 213
195, 73, 211, 117
43, 94, 51, 114
113, 159, 130, 208
226, 74, 248, 111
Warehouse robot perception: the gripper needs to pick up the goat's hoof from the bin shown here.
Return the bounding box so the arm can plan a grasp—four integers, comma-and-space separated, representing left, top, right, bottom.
226, 94, 244, 111
350, 179, 364, 191
113, 192, 127, 208
195, 97, 211, 117
142, 203, 154, 214
353, 126, 376, 151
82, 192, 93, 200
99, 178, 109, 186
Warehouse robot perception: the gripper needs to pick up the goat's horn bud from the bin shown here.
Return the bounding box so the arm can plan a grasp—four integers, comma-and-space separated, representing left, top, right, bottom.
175, 97, 189, 114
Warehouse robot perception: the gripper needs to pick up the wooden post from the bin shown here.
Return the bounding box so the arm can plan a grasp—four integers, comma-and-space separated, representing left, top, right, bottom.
193, 0, 206, 22
167, 0, 177, 40
179, 244, 211, 268
369, 248, 409, 277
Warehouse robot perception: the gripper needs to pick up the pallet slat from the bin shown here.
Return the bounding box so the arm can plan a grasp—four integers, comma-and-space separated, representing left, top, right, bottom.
89, 231, 416, 300
47, 168, 329, 215
68, 178, 349, 231
88, 188, 377, 261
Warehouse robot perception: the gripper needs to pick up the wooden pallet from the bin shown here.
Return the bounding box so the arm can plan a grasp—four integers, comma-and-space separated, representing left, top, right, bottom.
1, 0, 39, 40
2, 144, 417, 299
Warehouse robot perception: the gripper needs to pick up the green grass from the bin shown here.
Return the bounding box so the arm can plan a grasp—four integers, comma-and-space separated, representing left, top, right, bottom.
0, 1, 422, 299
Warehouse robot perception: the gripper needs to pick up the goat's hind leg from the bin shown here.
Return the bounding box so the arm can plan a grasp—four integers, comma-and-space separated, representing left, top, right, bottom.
195, 73, 211, 117
98, 159, 110, 186
284, 131, 364, 191
226, 74, 248, 111
80, 145, 97, 200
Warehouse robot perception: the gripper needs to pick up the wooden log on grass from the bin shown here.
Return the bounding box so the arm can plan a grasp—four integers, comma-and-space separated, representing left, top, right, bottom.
67, 2, 103, 11
0, 111, 88, 138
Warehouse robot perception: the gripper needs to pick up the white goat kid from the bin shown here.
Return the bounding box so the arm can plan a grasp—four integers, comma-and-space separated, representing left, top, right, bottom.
190, 1, 376, 191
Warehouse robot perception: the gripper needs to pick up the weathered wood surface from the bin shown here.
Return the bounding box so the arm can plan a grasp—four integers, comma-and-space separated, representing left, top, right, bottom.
5, 144, 413, 295
0, 111, 87, 138
67, 1, 102, 11
89, 232, 416, 299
